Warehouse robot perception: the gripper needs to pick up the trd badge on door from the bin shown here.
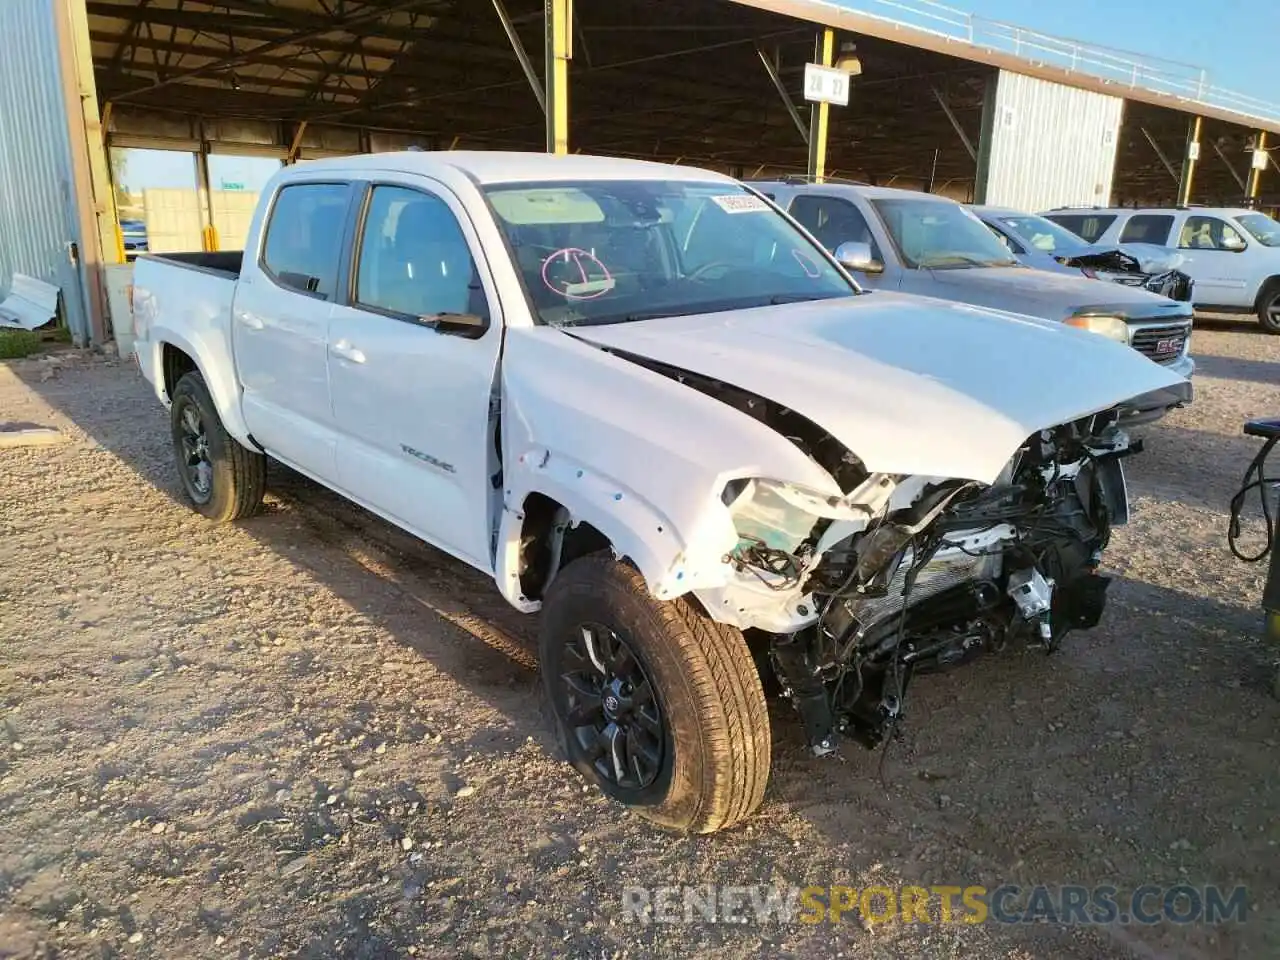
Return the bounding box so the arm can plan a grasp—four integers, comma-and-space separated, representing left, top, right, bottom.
400, 443, 456, 474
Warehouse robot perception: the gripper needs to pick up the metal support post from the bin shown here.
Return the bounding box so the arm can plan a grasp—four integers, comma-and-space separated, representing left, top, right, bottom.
1177, 116, 1202, 207
807, 27, 834, 183
545, 0, 571, 154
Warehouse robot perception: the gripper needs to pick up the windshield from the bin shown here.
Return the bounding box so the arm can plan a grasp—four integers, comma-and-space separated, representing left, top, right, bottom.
871, 198, 1020, 269
1236, 212, 1280, 247
998, 214, 1088, 254
482, 180, 855, 326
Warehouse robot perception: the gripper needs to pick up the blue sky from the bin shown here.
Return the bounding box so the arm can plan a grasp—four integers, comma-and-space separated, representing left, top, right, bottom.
911, 0, 1275, 103
114, 149, 281, 193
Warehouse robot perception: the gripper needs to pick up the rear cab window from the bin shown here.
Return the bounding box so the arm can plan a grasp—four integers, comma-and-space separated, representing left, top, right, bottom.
260, 182, 351, 299
1044, 213, 1117, 243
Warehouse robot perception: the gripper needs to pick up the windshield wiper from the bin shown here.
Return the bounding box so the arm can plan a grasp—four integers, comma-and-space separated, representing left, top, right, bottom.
767, 292, 843, 305
619, 309, 687, 323
917, 254, 1017, 269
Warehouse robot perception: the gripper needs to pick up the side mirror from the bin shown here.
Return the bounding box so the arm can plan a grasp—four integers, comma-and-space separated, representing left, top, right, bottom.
420, 311, 488, 339
834, 240, 884, 275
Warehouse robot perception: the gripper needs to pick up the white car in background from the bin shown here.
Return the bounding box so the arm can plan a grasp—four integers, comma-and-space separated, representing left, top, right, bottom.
1043, 206, 1280, 333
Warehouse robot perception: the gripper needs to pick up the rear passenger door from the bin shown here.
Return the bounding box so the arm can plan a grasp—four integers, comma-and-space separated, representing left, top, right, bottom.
1174, 214, 1252, 306
325, 178, 503, 571
234, 180, 354, 479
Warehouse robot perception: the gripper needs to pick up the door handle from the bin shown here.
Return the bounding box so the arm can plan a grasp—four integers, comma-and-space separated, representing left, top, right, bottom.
330, 340, 366, 364
238, 312, 264, 330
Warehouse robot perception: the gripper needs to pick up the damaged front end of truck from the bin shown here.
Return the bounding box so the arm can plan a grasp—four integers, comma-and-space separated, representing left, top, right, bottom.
722, 411, 1136, 752
604, 349, 1145, 753
503, 295, 1194, 758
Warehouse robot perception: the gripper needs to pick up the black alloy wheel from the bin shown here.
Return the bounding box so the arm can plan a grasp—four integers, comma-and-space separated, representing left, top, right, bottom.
560, 621, 665, 791
176, 400, 213, 504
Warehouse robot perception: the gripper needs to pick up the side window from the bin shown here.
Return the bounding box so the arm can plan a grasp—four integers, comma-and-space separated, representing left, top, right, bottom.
984, 223, 1023, 254
260, 183, 350, 299
788, 195, 878, 258
354, 185, 486, 319
1178, 216, 1248, 252
1046, 214, 1116, 243
681, 197, 781, 273
1119, 214, 1174, 245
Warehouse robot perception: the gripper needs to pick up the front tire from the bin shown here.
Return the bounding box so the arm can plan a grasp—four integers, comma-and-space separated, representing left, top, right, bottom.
539, 555, 771, 833
1256, 281, 1280, 334
170, 371, 265, 522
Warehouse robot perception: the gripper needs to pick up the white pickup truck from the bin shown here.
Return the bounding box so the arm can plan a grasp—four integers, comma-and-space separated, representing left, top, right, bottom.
133, 152, 1190, 833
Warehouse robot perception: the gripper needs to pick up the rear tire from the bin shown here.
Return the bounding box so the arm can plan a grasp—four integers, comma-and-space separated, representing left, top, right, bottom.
1256, 281, 1280, 334
539, 555, 771, 833
170, 371, 265, 522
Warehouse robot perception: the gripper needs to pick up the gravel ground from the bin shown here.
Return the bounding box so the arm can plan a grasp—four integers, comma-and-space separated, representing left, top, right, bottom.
1, 320, 1278, 959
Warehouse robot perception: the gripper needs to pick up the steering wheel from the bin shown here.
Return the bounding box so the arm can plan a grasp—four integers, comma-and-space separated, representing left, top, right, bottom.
686, 259, 738, 282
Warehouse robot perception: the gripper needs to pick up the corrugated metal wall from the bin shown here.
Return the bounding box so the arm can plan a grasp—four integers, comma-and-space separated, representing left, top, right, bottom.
980, 71, 1124, 212
0, 0, 89, 342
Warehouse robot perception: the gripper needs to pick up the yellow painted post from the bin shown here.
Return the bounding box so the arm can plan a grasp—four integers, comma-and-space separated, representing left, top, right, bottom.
545, 0, 571, 155
286, 121, 309, 164
194, 145, 219, 252
1177, 115, 1202, 206
1248, 131, 1268, 199
807, 28, 835, 183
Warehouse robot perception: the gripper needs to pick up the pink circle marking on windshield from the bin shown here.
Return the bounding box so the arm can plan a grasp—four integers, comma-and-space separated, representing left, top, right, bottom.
540, 247, 615, 301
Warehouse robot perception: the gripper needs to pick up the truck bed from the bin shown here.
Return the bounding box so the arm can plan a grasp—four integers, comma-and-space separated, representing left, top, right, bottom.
132, 250, 244, 408
141, 251, 244, 279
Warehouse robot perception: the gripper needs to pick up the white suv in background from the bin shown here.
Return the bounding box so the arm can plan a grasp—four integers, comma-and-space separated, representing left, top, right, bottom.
1042, 206, 1280, 333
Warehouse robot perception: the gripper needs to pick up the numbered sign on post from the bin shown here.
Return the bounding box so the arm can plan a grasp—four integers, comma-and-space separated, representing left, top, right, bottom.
803, 63, 850, 106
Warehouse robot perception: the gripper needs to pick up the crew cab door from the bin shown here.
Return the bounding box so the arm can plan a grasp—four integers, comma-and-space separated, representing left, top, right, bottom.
326, 178, 502, 571
233, 180, 354, 478
1174, 214, 1253, 307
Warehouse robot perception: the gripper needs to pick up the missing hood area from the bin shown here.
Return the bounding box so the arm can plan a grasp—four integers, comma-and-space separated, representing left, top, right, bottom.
589, 338, 1143, 754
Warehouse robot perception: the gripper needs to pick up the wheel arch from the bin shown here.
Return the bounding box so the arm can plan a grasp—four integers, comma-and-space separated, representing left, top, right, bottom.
1253, 274, 1280, 310
495, 473, 701, 615
152, 329, 255, 447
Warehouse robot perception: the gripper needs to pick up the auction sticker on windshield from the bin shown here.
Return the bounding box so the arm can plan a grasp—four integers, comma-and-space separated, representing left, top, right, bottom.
711, 194, 770, 214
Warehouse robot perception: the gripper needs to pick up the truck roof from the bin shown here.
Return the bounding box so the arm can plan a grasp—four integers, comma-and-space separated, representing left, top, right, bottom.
1043, 205, 1259, 218
290, 150, 739, 186
969, 205, 1043, 218
751, 180, 952, 202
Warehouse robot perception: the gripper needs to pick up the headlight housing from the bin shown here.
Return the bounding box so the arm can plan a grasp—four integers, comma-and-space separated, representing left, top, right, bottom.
1064, 313, 1129, 344
723, 478, 824, 553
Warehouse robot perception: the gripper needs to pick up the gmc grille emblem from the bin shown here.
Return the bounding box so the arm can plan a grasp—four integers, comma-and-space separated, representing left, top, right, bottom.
1154, 337, 1182, 355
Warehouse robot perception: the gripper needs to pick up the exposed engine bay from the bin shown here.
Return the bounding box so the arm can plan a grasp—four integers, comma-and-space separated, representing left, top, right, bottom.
588, 340, 1156, 755
703, 384, 1138, 753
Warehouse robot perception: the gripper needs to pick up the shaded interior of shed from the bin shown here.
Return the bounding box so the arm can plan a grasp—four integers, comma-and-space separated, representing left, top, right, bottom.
87, 0, 992, 193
